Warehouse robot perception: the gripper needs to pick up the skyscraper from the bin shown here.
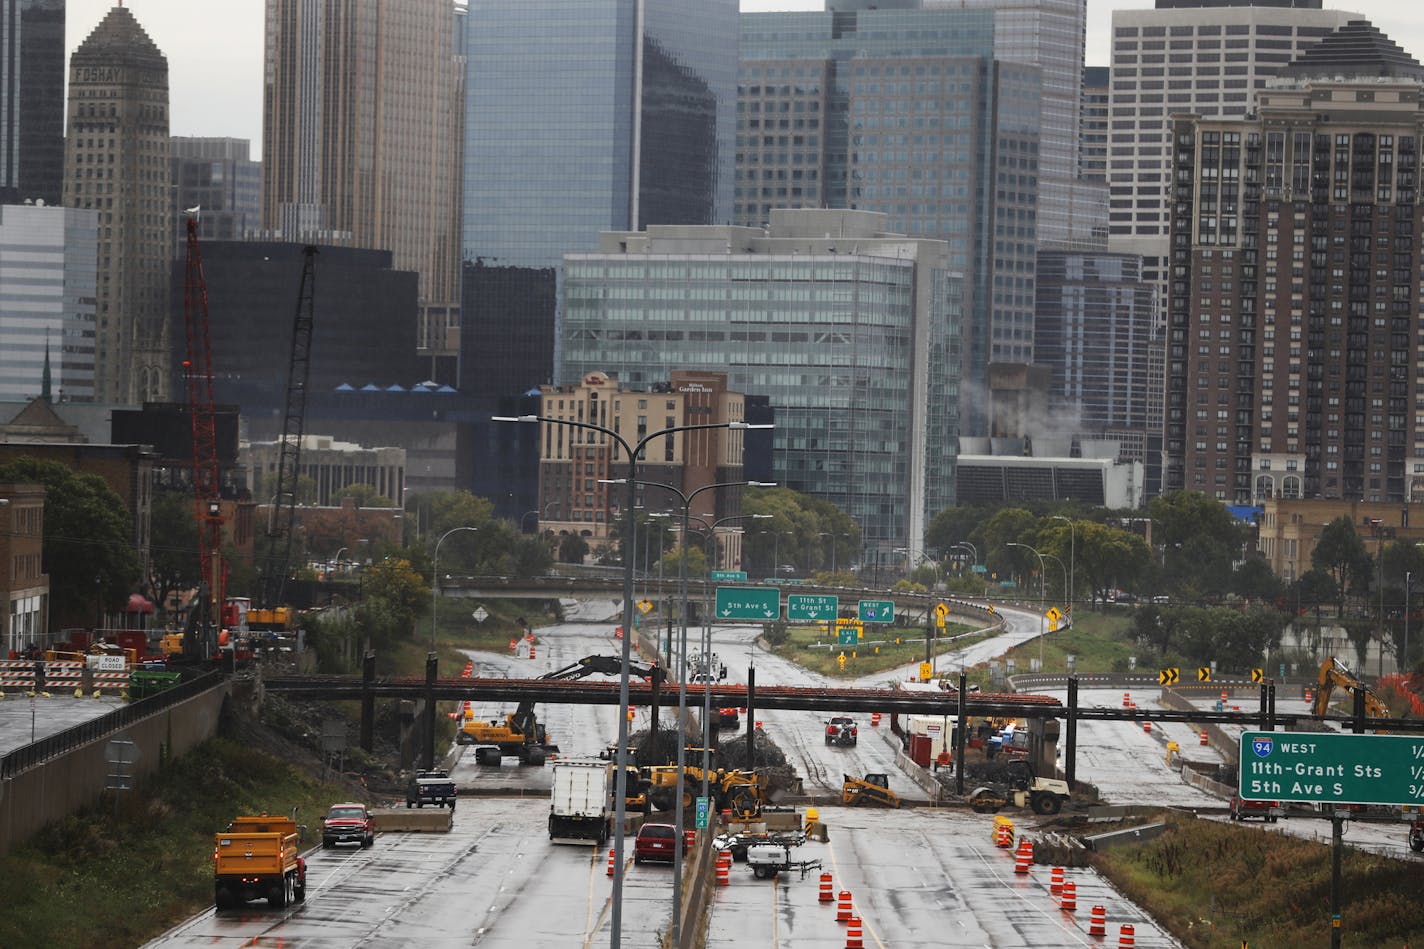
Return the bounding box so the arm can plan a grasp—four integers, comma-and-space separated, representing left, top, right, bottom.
169, 137, 260, 258
63, 5, 171, 403
262, 0, 463, 377
1108, 0, 1356, 307
1164, 21, 1424, 503
0, 0, 63, 206
460, 0, 738, 405
738, 3, 1039, 436
0, 202, 96, 401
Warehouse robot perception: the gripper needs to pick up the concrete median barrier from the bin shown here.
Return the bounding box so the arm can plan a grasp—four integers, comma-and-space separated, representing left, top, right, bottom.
372, 807, 453, 833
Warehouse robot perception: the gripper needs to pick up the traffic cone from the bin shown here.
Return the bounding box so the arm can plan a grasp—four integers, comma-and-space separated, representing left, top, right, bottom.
845, 915, 864, 949
1089, 905, 1106, 937
1200, 729, 1209, 746
529, 644, 536, 659
1049, 866, 1064, 894
1143, 721, 1151, 734
1060, 880, 1077, 912
836, 890, 853, 923
715, 851, 731, 886
819, 872, 834, 902
1014, 847, 1031, 875
1118, 923, 1135, 947
606, 848, 616, 876
1122, 692, 1130, 708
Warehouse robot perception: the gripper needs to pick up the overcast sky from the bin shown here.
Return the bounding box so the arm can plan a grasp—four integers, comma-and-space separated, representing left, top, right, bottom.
67, 0, 1424, 150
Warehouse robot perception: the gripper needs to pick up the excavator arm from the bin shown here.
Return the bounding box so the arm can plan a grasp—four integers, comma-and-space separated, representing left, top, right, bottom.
539, 655, 663, 682
1314, 657, 1388, 719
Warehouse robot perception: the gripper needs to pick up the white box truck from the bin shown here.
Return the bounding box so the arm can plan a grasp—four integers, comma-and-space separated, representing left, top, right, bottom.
548, 758, 612, 845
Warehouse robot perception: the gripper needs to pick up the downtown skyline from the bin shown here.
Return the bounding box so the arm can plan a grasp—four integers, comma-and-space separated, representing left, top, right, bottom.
62, 0, 1424, 150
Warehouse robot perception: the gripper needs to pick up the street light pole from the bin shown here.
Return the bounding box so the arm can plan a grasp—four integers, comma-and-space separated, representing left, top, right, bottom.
1050, 515, 1075, 615
1007, 542, 1047, 669
603, 478, 772, 946
432, 527, 479, 648
1406, 570, 1413, 675
493, 414, 770, 949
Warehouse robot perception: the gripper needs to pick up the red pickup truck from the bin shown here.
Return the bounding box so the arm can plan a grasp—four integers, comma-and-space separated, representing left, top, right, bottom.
1229, 793, 1282, 823
322, 802, 375, 848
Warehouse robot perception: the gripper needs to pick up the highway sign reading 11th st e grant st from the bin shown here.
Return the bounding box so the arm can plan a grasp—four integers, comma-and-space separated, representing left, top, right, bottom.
1238, 730, 1424, 807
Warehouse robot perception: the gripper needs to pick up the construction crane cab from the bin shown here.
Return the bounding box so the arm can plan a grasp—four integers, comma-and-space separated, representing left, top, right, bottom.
457, 656, 663, 765
1313, 657, 1388, 719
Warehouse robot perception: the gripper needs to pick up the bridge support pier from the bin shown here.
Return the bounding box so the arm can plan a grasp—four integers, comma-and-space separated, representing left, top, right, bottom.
360, 651, 375, 753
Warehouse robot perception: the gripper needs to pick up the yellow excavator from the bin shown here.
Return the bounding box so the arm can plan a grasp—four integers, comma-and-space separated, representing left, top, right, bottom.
1312, 657, 1389, 719
642, 766, 765, 819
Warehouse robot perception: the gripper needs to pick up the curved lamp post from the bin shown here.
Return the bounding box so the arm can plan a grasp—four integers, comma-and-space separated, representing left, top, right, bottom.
1050, 515, 1075, 615
493, 413, 771, 949
1007, 542, 1047, 669
602, 476, 774, 944
432, 527, 479, 647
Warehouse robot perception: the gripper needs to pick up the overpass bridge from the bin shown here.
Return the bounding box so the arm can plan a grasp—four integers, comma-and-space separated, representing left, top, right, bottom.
261, 669, 1424, 789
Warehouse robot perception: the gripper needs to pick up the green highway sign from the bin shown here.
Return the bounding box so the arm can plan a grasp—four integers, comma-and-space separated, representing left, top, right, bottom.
710, 570, 747, 582
787, 594, 838, 621
838, 628, 858, 645
858, 599, 895, 624
715, 586, 780, 620
1238, 731, 1424, 807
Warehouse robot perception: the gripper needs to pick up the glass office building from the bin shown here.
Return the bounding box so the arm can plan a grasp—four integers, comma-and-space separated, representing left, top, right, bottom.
738, 4, 1039, 436
462, 0, 736, 269
0, 0, 63, 206
560, 209, 961, 558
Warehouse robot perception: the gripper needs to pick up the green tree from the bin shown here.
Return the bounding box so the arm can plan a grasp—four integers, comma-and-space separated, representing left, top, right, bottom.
147, 489, 199, 623
558, 532, 589, 564
982, 507, 1038, 584
336, 483, 395, 507
1148, 491, 1248, 602
1312, 517, 1371, 611
658, 544, 708, 578
0, 456, 142, 628
1072, 521, 1151, 606
1231, 555, 1283, 604
362, 557, 429, 642
743, 487, 858, 576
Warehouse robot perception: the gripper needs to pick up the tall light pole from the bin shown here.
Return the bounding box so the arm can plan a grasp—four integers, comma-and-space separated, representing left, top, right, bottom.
1043, 553, 1069, 609
1406, 571, 1413, 675
432, 527, 479, 647
493, 414, 770, 949
602, 478, 772, 945
1007, 542, 1047, 669
697, 511, 770, 804
1050, 515, 1075, 614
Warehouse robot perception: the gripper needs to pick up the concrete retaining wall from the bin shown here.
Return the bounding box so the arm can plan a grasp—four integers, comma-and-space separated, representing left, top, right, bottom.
0, 681, 229, 855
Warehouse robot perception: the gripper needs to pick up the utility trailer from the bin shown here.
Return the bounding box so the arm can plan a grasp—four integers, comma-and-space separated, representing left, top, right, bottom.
746, 840, 822, 880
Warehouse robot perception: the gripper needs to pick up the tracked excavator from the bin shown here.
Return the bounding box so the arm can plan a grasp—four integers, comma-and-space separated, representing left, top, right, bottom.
458, 656, 664, 766
1312, 657, 1388, 720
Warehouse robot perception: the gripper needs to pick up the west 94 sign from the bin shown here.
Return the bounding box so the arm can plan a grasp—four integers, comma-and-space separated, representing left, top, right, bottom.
1239, 731, 1424, 807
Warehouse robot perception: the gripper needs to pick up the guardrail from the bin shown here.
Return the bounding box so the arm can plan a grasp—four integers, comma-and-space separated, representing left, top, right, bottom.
0, 671, 224, 780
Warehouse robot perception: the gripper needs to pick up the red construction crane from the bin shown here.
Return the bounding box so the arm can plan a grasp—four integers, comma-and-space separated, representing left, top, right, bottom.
181, 214, 227, 658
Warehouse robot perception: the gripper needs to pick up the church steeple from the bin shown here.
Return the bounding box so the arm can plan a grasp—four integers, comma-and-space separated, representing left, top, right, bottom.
41, 333, 52, 402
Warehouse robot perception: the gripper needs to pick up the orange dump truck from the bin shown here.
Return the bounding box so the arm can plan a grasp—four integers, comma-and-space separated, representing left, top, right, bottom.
213, 814, 307, 910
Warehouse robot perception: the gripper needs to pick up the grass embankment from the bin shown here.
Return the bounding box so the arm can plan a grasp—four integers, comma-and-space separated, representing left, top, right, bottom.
1092, 812, 1424, 948
767, 621, 988, 677
0, 738, 350, 949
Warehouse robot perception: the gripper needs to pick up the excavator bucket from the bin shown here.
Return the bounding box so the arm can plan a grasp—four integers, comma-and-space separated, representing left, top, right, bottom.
841, 773, 899, 809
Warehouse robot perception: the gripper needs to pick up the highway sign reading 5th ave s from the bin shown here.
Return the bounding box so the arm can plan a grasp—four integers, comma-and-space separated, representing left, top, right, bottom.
1238, 731, 1424, 807
714, 586, 780, 620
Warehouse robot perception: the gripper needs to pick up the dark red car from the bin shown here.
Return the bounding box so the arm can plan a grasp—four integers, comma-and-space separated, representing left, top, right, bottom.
322, 802, 375, 848
633, 822, 685, 865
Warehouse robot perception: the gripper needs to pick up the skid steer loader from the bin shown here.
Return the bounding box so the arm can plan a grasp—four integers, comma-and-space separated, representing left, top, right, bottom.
841, 773, 900, 809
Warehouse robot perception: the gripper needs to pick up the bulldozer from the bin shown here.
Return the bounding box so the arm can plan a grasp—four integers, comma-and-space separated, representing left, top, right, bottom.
841, 773, 900, 809
968, 759, 1070, 816
643, 765, 765, 819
